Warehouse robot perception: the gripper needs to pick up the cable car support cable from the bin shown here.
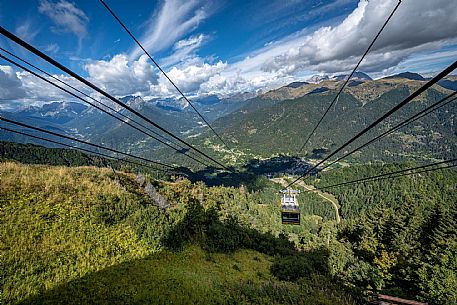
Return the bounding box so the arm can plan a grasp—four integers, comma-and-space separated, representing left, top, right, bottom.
298, 0, 402, 153
286, 59, 457, 188
0, 26, 231, 171
0, 53, 212, 169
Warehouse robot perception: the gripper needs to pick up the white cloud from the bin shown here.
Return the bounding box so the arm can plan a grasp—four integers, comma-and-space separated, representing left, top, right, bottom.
0, 65, 89, 110
189, 35, 309, 95
194, 0, 457, 96
38, 0, 89, 39
160, 34, 208, 68
164, 60, 226, 94
15, 20, 40, 42
174, 34, 206, 50
44, 43, 60, 53
369, 47, 457, 79
85, 54, 158, 96
0, 66, 26, 102
263, 0, 457, 74
129, 0, 212, 60
17, 71, 84, 102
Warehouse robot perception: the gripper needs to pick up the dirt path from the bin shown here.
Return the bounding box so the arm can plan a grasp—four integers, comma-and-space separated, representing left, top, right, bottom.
271, 177, 341, 223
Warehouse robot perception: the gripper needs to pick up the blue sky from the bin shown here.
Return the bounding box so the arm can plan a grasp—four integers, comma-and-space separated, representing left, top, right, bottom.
1, 0, 457, 109
0, 0, 357, 66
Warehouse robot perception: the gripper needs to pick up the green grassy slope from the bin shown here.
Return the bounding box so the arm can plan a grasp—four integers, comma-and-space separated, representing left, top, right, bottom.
0, 162, 154, 303
20, 246, 356, 305
0, 162, 356, 305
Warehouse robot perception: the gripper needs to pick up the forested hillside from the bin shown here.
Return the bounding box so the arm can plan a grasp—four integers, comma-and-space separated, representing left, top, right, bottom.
0, 141, 110, 167
3, 78, 455, 169
194, 81, 456, 165
309, 164, 457, 303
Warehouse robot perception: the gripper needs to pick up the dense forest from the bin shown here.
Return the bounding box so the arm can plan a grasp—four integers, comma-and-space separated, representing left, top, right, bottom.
309, 164, 457, 303
0, 141, 111, 167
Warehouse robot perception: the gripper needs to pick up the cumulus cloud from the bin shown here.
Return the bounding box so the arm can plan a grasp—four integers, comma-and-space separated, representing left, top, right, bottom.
186, 0, 457, 97
0, 66, 26, 102
190, 0, 457, 96
263, 0, 457, 74
129, 0, 212, 60
85, 54, 158, 96
0, 65, 87, 110
39, 0, 89, 39
199, 68, 289, 97
12, 71, 94, 110
165, 60, 226, 93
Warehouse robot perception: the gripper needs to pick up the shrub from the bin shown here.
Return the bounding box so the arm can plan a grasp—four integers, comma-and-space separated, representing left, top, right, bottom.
271, 248, 329, 281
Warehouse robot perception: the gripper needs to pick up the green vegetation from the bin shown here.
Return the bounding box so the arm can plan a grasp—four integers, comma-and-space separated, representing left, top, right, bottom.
0, 140, 176, 178
197, 88, 456, 164
0, 140, 110, 167
1, 159, 456, 304
308, 164, 457, 304
1, 162, 153, 303
0, 162, 357, 305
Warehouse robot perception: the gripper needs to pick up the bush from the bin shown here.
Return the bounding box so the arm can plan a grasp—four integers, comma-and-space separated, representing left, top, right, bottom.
206, 216, 243, 252
162, 199, 208, 250
271, 248, 329, 281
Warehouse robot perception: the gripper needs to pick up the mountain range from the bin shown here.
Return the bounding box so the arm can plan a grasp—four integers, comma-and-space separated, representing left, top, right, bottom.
190, 72, 457, 165
1, 71, 456, 166
0, 93, 252, 155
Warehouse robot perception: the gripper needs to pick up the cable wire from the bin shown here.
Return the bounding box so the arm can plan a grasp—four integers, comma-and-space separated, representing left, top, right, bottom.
298, 0, 402, 153
99, 0, 230, 150
0, 116, 180, 170
318, 91, 457, 172
0, 26, 231, 171
0, 47, 209, 167
0, 126, 175, 173
0, 52, 211, 169
286, 60, 457, 188
302, 158, 457, 193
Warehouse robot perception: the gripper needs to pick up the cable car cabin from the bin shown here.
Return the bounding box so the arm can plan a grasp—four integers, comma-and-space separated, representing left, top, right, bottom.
280, 189, 300, 225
